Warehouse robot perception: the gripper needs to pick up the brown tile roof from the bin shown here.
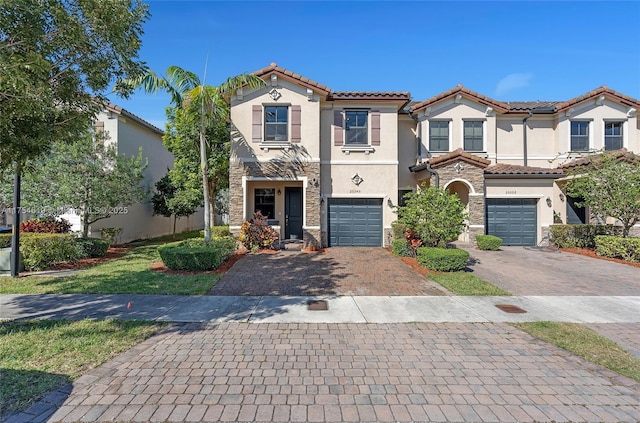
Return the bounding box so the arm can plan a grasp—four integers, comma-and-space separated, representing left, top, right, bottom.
411, 148, 491, 171
106, 103, 164, 135
253, 63, 331, 95
411, 85, 510, 114
555, 86, 640, 111
485, 164, 565, 176
558, 148, 639, 170
329, 91, 411, 101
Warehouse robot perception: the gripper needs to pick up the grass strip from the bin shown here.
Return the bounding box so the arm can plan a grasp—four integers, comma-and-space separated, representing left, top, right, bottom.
0, 245, 220, 294
513, 322, 640, 383
0, 319, 168, 415
430, 272, 511, 296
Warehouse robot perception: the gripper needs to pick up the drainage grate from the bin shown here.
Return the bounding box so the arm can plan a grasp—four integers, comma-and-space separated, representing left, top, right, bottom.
307, 300, 328, 311
495, 304, 527, 314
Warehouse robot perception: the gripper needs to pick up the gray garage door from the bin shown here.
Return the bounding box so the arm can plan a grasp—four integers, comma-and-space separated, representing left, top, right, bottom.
328, 199, 382, 246
486, 198, 537, 246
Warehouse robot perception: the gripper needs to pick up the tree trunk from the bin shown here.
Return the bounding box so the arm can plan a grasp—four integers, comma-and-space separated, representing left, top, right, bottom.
82, 210, 90, 238
200, 131, 211, 242
173, 214, 177, 237
208, 180, 216, 228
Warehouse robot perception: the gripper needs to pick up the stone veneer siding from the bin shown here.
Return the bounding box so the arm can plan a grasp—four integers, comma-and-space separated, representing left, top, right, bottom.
229, 160, 321, 247
426, 161, 486, 244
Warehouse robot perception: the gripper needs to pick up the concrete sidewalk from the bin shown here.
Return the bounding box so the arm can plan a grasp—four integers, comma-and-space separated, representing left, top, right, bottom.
2, 294, 639, 323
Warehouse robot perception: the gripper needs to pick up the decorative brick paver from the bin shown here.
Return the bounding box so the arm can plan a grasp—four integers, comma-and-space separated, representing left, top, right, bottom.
587, 323, 640, 359
23, 322, 637, 422
209, 248, 447, 296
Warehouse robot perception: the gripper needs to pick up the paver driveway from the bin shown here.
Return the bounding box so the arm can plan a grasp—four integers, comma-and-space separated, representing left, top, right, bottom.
463, 246, 640, 296
209, 248, 446, 296
42, 322, 640, 423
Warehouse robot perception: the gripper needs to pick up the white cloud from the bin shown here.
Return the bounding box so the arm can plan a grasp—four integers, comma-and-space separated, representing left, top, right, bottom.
494, 73, 534, 97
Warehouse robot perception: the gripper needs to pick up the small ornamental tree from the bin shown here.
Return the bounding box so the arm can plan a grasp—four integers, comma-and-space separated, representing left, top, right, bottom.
566, 150, 640, 237
397, 183, 467, 247
152, 171, 200, 237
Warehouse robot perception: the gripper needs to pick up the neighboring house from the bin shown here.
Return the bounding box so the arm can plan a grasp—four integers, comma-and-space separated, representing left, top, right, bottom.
229, 63, 640, 247
60, 103, 204, 243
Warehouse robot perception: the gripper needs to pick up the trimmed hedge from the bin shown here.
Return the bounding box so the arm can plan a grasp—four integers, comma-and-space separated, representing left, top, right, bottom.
75, 238, 110, 259
476, 235, 502, 251
391, 222, 407, 241
0, 233, 11, 248
20, 234, 83, 271
157, 236, 236, 271
595, 235, 640, 263
199, 225, 231, 239
391, 238, 413, 257
417, 247, 470, 272
550, 224, 623, 249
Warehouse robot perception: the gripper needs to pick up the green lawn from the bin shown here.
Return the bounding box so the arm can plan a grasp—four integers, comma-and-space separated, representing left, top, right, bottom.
0, 244, 221, 295
0, 319, 168, 416
430, 272, 511, 296
513, 322, 640, 383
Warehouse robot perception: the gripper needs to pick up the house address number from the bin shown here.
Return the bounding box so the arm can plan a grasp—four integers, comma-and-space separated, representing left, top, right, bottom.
505, 190, 517, 194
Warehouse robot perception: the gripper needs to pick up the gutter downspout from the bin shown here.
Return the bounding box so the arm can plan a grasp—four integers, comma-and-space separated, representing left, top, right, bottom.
522, 111, 533, 167
408, 110, 440, 188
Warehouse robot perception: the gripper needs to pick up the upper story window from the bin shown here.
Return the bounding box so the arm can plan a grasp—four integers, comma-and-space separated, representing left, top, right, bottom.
570, 121, 590, 151
345, 110, 368, 144
463, 120, 483, 152
264, 106, 288, 142
604, 121, 623, 151
429, 121, 449, 152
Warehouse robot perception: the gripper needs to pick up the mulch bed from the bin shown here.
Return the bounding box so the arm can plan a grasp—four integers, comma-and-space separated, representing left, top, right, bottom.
47, 247, 130, 270
150, 251, 247, 275
399, 256, 441, 278
560, 247, 640, 268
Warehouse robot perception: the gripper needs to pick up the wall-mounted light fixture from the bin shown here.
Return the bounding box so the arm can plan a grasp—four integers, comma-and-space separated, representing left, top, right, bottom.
320, 198, 324, 206
277, 189, 281, 196
387, 198, 394, 208
546, 197, 552, 207
559, 193, 565, 202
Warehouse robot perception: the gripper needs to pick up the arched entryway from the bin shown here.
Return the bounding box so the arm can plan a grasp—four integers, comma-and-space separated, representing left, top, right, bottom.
445, 179, 472, 242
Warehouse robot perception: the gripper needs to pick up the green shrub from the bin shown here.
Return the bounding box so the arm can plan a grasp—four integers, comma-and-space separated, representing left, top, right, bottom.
199, 225, 231, 239
391, 238, 413, 257
100, 227, 122, 246
157, 236, 236, 271
550, 224, 624, 249
476, 235, 502, 251
0, 233, 11, 248
20, 234, 83, 271
391, 222, 407, 241
595, 236, 640, 262
417, 247, 470, 272
75, 238, 110, 258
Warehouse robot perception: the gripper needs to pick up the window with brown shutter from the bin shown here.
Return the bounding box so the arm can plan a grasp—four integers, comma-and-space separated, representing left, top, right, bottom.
333, 110, 344, 146
252, 105, 262, 143
371, 110, 380, 146
291, 105, 301, 143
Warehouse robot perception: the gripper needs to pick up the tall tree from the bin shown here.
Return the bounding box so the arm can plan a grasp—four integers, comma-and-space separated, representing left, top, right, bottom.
5, 130, 148, 237
0, 0, 149, 168
566, 151, 640, 237
120, 66, 265, 241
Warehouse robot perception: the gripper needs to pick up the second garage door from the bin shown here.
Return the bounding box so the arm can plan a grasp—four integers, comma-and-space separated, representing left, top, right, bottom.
328, 199, 382, 246
486, 198, 537, 246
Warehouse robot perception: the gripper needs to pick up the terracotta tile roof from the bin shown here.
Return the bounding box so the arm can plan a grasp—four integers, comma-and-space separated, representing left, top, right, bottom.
555, 86, 640, 111
105, 103, 164, 135
558, 148, 639, 170
409, 148, 491, 172
329, 91, 411, 101
506, 101, 560, 112
485, 164, 565, 176
411, 85, 510, 114
253, 63, 331, 95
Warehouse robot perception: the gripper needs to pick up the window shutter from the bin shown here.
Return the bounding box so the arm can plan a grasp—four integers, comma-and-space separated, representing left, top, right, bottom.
333, 110, 343, 146
94, 121, 104, 132
291, 105, 301, 143
252, 105, 262, 143
371, 110, 380, 146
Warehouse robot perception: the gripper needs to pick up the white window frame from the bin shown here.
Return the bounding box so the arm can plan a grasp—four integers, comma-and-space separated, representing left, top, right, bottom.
461, 119, 486, 153
569, 120, 592, 152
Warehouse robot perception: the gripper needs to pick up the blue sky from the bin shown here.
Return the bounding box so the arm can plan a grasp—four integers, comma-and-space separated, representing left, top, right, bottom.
109, 1, 640, 129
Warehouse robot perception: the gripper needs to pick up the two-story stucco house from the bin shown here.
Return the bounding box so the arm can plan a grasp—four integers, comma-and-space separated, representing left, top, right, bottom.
229, 63, 640, 247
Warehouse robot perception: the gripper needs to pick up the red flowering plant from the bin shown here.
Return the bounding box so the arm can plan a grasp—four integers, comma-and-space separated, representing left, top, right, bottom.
238, 211, 279, 251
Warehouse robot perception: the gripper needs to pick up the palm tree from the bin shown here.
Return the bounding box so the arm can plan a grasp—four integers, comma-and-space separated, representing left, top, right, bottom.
120, 66, 265, 241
